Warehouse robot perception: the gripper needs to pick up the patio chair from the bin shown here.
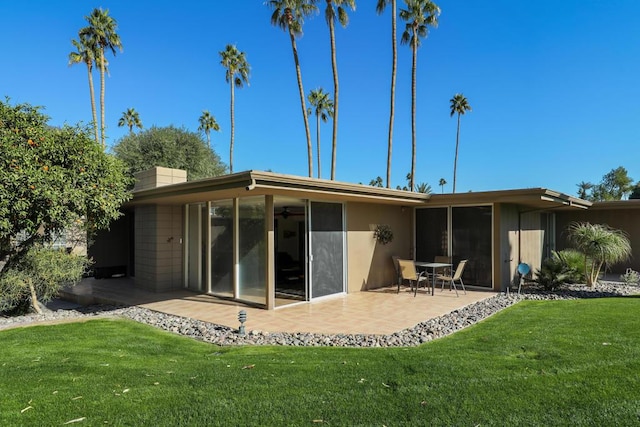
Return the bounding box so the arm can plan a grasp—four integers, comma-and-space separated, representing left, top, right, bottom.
433, 255, 452, 283
436, 259, 468, 297
397, 259, 430, 297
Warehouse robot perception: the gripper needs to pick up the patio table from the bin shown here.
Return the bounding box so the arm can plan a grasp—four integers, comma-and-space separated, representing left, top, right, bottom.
414, 262, 452, 296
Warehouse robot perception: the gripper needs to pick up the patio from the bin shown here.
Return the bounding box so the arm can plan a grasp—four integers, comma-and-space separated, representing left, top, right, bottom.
61, 278, 497, 335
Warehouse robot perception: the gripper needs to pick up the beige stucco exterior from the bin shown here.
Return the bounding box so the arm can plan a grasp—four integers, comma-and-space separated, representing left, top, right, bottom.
89, 168, 594, 309
345, 202, 413, 293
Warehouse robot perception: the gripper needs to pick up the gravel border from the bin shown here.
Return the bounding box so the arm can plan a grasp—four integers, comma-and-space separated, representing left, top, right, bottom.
1, 282, 637, 347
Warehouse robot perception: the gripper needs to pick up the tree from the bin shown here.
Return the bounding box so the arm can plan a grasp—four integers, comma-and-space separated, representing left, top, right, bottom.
219, 44, 250, 174
68, 33, 100, 145
118, 108, 143, 134
449, 93, 472, 193
113, 125, 227, 181
267, 0, 319, 178
307, 88, 334, 178
576, 181, 593, 199
325, 0, 355, 180
579, 166, 634, 201
369, 176, 384, 187
629, 182, 640, 200
376, 0, 397, 188
80, 8, 122, 150
415, 182, 431, 194
567, 222, 631, 287
198, 110, 221, 149
400, 0, 440, 191
439, 177, 446, 193
0, 99, 131, 311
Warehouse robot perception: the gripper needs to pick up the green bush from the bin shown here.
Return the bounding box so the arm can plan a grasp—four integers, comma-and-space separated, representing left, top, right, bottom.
535, 249, 585, 291
0, 246, 89, 314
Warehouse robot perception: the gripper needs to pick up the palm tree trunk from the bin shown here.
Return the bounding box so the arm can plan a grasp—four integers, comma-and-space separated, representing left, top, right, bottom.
86, 66, 99, 145
206, 131, 211, 148
289, 28, 313, 178
230, 79, 235, 173
410, 34, 417, 192
386, 0, 397, 189
316, 113, 321, 178
99, 47, 106, 150
329, 17, 338, 180
453, 113, 461, 193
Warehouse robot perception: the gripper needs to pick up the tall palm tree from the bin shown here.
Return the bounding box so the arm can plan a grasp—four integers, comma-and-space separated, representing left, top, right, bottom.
438, 177, 446, 193
219, 44, 250, 174
307, 88, 334, 179
376, 0, 397, 188
117, 108, 143, 134
325, 0, 355, 180
267, 0, 318, 178
68, 34, 100, 145
198, 110, 220, 149
449, 93, 472, 193
81, 8, 122, 150
400, 0, 440, 191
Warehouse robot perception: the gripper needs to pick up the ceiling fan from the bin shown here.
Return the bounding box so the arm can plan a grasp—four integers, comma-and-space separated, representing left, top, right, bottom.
275, 206, 304, 219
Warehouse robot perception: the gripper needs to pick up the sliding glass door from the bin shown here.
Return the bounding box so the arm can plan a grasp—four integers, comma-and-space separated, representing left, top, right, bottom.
309, 201, 345, 298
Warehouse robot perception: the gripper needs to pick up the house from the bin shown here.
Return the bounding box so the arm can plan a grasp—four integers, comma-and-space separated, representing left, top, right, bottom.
90, 167, 592, 310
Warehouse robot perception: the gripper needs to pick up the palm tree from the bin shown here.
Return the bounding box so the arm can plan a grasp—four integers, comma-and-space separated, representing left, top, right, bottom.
325, 0, 355, 180
219, 44, 250, 174
376, 0, 397, 188
415, 182, 431, 194
568, 222, 631, 287
438, 177, 446, 193
68, 34, 100, 145
307, 88, 334, 179
577, 181, 593, 199
117, 108, 143, 134
80, 8, 122, 150
449, 93, 472, 193
198, 110, 220, 149
400, 0, 440, 191
267, 0, 318, 178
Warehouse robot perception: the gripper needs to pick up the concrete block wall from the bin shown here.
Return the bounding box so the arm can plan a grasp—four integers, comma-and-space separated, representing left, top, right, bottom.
134, 204, 184, 292
134, 167, 187, 191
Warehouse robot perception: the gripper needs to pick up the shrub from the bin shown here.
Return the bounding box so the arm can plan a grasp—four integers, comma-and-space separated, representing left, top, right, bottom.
620, 268, 640, 285
0, 246, 89, 315
535, 249, 585, 291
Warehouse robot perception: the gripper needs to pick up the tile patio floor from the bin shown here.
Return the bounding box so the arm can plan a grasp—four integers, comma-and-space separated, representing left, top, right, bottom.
62, 278, 497, 335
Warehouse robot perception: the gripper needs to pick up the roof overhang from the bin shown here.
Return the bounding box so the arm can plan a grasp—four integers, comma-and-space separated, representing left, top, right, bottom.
127, 170, 431, 207
425, 188, 591, 211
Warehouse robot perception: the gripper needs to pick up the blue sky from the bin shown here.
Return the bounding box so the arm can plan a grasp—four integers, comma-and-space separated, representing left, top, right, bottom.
2, 0, 640, 195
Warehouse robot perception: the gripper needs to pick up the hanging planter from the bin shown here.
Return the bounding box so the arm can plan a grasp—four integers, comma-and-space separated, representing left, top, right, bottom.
374, 224, 394, 245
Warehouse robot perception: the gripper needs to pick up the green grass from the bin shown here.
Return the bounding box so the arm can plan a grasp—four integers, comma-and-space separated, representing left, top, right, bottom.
2, 297, 640, 426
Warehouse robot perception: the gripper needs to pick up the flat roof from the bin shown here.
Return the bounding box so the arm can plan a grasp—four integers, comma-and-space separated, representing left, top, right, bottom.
127, 170, 591, 211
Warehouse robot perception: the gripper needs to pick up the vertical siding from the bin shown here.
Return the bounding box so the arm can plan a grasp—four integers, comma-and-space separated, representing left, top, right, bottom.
345, 203, 413, 292
520, 211, 545, 275
496, 204, 519, 291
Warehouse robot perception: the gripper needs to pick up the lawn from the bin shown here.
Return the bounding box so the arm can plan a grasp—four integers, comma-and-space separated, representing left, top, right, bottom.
1, 297, 639, 426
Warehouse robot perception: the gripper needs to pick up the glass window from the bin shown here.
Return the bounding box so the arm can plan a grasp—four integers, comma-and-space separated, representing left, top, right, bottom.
210, 200, 234, 297
451, 206, 492, 287
415, 208, 448, 262
238, 197, 266, 304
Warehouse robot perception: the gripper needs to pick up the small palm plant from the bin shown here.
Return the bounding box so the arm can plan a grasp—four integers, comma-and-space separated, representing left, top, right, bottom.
567, 222, 632, 287
118, 108, 143, 134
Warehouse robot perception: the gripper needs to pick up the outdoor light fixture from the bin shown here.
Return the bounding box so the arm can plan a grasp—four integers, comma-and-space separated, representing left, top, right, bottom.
238, 310, 247, 336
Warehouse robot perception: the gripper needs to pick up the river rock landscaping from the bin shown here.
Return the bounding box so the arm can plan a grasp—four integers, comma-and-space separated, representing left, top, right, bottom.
1, 282, 636, 347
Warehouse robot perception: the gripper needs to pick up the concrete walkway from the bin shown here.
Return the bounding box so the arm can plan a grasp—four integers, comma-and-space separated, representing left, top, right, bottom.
61, 278, 498, 335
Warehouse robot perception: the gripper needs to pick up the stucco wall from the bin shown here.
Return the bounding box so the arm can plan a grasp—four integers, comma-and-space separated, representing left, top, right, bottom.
134, 204, 183, 291
346, 202, 413, 292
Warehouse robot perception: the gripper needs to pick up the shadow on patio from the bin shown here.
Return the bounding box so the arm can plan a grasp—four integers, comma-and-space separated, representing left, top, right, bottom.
61, 278, 497, 335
